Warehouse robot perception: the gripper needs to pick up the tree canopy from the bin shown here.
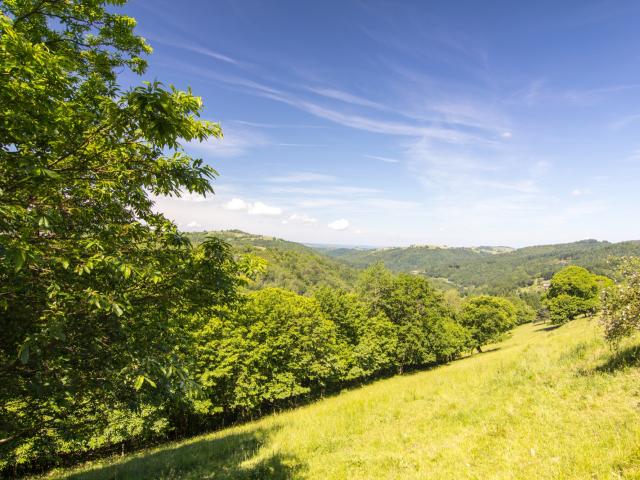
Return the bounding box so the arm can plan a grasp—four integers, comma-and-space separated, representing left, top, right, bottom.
459, 296, 517, 352
0, 0, 250, 470
544, 266, 604, 324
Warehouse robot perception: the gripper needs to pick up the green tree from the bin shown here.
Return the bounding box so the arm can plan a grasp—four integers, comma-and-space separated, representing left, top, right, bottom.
195, 289, 340, 415
507, 296, 537, 325
459, 296, 517, 352
356, 262, 394, 311
314, 287, 397, 380
544, 266, 601, 324
369, 273, 467, 371
0, 0, 245, 470
601, 258, 640, 344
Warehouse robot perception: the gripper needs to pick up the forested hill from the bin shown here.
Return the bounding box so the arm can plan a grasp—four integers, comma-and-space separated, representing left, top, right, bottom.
186, 230, 357, 294
317, 239, 640, 293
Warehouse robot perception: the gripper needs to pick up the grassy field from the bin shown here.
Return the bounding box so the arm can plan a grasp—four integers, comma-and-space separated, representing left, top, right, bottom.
43, 318, 640, 480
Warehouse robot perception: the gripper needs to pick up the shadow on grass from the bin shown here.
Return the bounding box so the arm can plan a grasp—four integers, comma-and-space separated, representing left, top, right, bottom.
596, 344, 640, 373
65, 425, 302, 480
535, 324, 561, 332
481, 347, 501, 354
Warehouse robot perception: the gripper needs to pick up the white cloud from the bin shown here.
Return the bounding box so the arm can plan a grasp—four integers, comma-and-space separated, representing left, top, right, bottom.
225, 198, 249, 210
174, 191, 211, 203
248, 201, 282, 216
224, 198, 282, 216
501, 131, 513, 139
571, 189, 583, 196
185, 221, 202, 229
328, 218, 350, 231
289, 213, 318, 223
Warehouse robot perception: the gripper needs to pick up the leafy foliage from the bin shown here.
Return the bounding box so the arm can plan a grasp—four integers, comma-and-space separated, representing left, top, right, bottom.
0, 0, 249, 471
601, 258, 640, 344
194, 289, 341, 416
358, 266, 470, 369
459, 296, 517, 351
544, 266, 603, 324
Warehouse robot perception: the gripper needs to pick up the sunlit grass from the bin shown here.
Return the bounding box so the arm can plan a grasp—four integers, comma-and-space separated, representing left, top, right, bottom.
44, 318, 640, 479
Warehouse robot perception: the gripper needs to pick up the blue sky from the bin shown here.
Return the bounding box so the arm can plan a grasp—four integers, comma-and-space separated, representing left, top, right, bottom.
124, 0, 640, 247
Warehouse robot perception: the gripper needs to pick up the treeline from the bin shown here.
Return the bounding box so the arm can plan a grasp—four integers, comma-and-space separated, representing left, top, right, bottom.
324, 239, 640, 294
3, 247, 527, 473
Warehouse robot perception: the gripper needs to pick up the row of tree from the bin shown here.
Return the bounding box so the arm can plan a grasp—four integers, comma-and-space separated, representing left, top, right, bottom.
3, 247, 524, 473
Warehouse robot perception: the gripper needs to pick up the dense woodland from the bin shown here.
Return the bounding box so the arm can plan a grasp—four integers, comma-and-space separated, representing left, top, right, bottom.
2, 1, 640, 478
322, 239, 640, 293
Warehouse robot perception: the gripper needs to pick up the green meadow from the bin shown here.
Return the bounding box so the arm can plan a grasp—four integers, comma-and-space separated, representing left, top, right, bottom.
44, 318, 640, 480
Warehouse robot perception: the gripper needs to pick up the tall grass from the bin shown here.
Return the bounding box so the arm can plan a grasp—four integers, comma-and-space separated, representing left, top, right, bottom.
43, 318, 640, 479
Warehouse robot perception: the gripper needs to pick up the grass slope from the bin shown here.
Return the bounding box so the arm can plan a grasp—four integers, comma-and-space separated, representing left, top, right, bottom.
46, 319, 640, 479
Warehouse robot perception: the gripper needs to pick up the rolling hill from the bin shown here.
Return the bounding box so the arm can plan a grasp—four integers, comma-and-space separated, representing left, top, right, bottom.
318, 239, 640, 293
186, 230, 358, 294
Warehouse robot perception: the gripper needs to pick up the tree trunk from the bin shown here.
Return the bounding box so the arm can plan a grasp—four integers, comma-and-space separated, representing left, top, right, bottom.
477, 345, 483, 353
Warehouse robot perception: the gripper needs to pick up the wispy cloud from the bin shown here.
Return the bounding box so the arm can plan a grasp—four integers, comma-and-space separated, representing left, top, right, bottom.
288, 213, 318, 224
266, 172, 337, 183
186, 123, 270, 157
364, 154, 401, 164
564, 84, 640, 105
610, 113, 640, 130
305, 86, 389, 111
509, 79, 546, 106
145, 34, 241, 66
231, 120, 326, 129
267, 185, 381, 196
175, 62, 501, 146
275, 143, 328, 148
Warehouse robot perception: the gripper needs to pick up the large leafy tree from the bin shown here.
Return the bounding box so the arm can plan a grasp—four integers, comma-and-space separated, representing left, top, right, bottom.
0, 0, 244, 470
365, 272, 466, 371
459, 296, 516, 352
544, 266, 602, 324
195, 289, 341, 416
314, 287, 397, 380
